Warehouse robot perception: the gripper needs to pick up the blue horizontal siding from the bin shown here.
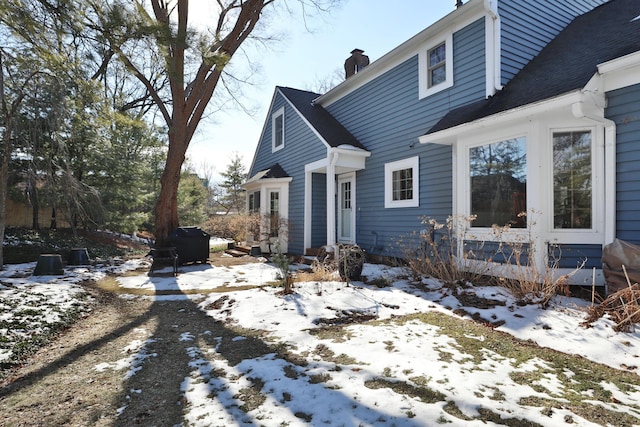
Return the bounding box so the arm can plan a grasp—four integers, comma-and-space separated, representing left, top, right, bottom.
608, 84, 640, 245
311, 173, 326, 248
323, 19, 487, 256
464, 240, 529, 265
548, 244, 602, 269
249, 91, 327, 254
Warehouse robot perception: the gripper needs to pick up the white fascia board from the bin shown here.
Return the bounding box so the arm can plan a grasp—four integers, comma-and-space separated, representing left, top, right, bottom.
314, 0, 487, 107
279, 89, 367, 152
332, 146, 371, 157
597, 51, 640, 92
246, 89, 281, 175
243, 177, 293, 191
419, 90, 584, 145
305, 158, 328, 173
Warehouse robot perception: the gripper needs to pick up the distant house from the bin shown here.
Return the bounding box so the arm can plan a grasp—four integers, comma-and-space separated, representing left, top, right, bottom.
244, 0, 640, 285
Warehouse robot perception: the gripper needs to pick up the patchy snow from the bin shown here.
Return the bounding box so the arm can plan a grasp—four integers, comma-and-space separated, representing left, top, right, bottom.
2, 258, 640, 425
116, 260, 279, 291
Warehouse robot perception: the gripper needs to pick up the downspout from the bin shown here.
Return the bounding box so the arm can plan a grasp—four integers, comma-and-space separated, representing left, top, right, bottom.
484, 0, 503, 95
571, 96, 616, 245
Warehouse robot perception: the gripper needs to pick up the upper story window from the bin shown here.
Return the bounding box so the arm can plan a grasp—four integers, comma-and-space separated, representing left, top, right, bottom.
428, 43, 446, 86
384, 156, 419, 208
272, 107, 284, 152
418, 33, 453, 99
469, 137, 527, 228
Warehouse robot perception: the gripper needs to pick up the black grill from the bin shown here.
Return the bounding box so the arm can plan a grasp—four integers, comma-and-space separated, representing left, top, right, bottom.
169, 227, 210, 265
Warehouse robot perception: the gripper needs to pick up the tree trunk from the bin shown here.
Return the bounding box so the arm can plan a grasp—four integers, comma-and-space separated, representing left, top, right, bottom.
0, 121, 11, 269
30, 175, 40, 230
153, 122, 188, 246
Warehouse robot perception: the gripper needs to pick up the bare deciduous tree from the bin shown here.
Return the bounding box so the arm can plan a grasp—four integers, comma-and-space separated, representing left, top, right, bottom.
85, 0, 341, 245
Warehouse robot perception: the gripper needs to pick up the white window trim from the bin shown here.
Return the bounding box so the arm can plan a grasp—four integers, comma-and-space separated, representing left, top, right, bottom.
459, 130, 529, 232
244, 178, 291, 252
271, 107, 285, 152
418, 33, 454, 99
384, 156, 419, 208
546, 126, 604, 240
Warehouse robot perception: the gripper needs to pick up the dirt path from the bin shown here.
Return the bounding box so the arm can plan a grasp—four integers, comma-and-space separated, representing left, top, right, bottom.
0, 282, 271, 427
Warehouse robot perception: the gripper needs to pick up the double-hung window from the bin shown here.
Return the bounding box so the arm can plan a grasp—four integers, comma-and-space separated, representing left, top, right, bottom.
428, 42, 447, 87
385, 156, 419, 208
419, 34, 453, 99
272, 107, 284, 152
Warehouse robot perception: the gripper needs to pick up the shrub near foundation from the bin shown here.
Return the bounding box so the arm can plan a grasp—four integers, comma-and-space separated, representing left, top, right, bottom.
399, 215, 488, 286
399, 214, 581, 304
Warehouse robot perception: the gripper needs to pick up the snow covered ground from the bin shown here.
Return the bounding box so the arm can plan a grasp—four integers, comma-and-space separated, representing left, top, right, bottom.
1, 256, 640, 425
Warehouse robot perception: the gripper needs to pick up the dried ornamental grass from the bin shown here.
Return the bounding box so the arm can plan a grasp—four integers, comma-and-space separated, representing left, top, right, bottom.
582, 266, 640, 332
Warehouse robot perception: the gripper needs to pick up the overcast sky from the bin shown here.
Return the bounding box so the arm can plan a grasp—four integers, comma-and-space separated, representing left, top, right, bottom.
187, 1, 456, 181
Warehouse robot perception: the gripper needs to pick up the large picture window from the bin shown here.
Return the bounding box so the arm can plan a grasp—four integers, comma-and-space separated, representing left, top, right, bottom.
385, 156, 419, 208
553, 131, 592, 229
470, 137, 527, 228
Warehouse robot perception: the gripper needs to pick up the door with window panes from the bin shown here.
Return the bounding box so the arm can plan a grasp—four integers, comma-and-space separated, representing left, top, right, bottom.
338, 174, 355, 243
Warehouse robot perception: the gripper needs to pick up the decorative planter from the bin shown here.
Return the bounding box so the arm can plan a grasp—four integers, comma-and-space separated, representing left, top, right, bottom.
33, 254, 64, 276
67, 248, 90, 265
337, 244, 366, 281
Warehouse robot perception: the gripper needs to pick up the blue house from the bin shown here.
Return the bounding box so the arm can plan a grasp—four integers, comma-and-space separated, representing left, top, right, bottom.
245, 0, 640, 286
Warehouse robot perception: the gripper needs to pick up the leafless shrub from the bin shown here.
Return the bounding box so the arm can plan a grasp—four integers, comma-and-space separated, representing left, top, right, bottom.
400, 213, 581, 305
294, 260, 339, 283
484, 221, 577, 306
203, 213, 261, 243
399, 215, 488, 286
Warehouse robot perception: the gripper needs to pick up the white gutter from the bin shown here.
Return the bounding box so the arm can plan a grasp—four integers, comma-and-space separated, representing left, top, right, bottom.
419, 90, 584, 145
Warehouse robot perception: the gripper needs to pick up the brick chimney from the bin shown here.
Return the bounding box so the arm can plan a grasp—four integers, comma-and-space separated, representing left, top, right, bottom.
344, 49, 370, 79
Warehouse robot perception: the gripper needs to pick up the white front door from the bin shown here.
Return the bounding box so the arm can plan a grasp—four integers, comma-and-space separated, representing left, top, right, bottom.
338, 174, 355, 243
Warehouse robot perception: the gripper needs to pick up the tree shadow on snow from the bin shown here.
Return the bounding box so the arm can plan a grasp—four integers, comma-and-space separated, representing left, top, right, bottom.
112, 275, 426, 427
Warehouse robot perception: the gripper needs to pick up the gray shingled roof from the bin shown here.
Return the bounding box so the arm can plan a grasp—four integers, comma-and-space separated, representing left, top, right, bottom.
245, 163, 289, 184
278, 86, 367, 150
427, 0, 640, 135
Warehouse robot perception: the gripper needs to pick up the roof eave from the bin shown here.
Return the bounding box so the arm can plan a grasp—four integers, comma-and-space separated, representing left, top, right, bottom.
419, 90, 584, 145
314, 0, 487, 107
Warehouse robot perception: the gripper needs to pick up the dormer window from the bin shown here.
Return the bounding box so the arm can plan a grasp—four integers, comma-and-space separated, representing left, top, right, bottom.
272, 107, 285, 152
418, 34, 453, 99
